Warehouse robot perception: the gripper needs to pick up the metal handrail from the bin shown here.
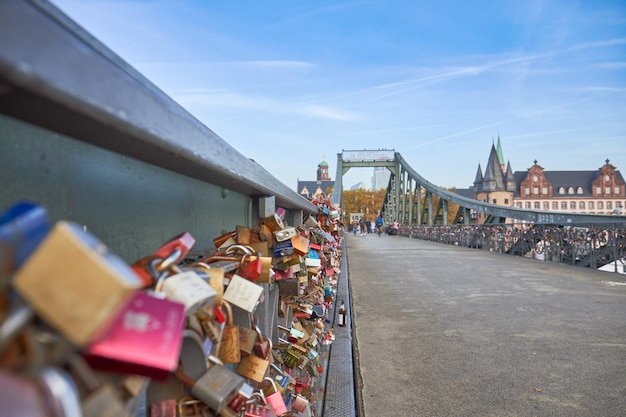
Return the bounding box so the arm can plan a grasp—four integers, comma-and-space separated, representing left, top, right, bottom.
397, 223, 626, 274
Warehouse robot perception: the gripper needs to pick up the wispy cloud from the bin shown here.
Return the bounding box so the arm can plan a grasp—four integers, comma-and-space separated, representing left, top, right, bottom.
176, 90, 359, 121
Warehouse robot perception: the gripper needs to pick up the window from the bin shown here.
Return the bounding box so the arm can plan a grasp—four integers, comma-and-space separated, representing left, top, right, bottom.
492, 199, 497, 204
589, 201, 594, 210
568, 187, 574, 194
542, 187, 548, 194
534, 202, 540, 209
598, 201, 604, 209
605, 187, 611, 194
504, 198, 509, 204
579, 201, 585, 209
615, 187, 620, 194
561, 202, 567, 210
552, 202, 558, 210
570, 201, 576, 210
524, 187, 530, 195
577, 187, 583, 194
607, 201, 613, 210
525, 202, 531, 209
559, 187, 565, 194
596, 186, 602, 194
543, 202, 549, 210
533, 187, 539, 194
516, 202, 522, 208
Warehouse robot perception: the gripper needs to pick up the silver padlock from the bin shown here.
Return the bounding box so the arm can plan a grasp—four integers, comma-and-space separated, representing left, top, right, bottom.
176, 354, 245, 414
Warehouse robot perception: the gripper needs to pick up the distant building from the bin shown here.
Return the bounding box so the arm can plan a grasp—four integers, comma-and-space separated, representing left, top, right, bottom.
297, 159, 335, 200
350, 181, 367, 191
371, 167, 391, 190
465, 136, 625, 223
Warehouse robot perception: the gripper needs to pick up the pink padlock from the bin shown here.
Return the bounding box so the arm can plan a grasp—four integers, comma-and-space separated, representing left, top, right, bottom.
291, 393, 309, 413
83, 291, 186, 381
264, 377, 288, 416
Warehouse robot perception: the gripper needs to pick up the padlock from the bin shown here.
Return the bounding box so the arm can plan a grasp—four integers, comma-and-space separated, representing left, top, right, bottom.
255, 255, 275, 284
218, 301, 241, 364
272, 240, 294, 258
226, 382, 255, 415
176, 357, 245, 415
290, 235, 309, 256
222, 274, 264, 314
273, 227, 297, 242
262, 213, 284, 232
291, 394, 309, 413
150, 399, 178, 417
0, 367, 81, 417
159, 270, 217, 313
0, 297, 38, 371
264, 377, 288, 416
238, 349, 270, 383
153, 232, 196, 265
237, 318, 272, 383
213, 230, 237, 249
303, 216, 318, 228
274, 266, 294, 281
276, 278, 300, 297
66, 354, 128, 417
82, 290, 186, 381
188, 262, 225, 306
12, 221, 142, 347
243, 392, 275, 417
0, 201, 49, 280
178, 395, 212, 417
194, 306, 221, 344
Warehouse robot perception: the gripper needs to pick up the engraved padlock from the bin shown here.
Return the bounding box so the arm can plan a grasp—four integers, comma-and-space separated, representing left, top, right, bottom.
237, 317, 272, 383
222, 274, 264, 314
217, 301, 241, 364
82, 290, 186, 381
159, 269, 217, 313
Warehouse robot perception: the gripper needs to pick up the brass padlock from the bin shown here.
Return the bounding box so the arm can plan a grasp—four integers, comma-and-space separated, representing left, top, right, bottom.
12, 221, 142, 347
218, 301, 241, 364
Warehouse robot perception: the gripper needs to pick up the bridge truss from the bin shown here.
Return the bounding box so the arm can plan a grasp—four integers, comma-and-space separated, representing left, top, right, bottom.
330, 150, 626, 226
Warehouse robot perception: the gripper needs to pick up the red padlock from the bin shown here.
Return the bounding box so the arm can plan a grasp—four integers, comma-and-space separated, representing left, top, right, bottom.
226, 244, 262, 280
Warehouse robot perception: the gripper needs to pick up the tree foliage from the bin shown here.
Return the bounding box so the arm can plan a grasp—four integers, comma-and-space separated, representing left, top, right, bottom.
341, 188, 387, 222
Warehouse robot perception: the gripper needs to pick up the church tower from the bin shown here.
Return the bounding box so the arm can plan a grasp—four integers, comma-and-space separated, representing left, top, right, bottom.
317, 159, 330, 181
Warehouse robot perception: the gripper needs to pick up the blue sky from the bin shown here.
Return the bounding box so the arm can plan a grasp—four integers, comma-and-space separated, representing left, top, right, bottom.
51, 0, 626, 191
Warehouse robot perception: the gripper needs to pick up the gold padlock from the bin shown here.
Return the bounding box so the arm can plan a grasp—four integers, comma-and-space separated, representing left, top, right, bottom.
12, 221, 141, 347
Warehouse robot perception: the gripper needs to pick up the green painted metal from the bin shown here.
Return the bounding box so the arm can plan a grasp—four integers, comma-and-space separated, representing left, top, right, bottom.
0, 115, 249, 263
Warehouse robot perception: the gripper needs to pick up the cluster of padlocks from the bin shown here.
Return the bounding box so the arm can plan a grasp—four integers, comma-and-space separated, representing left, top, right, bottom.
0, 198, 344, 417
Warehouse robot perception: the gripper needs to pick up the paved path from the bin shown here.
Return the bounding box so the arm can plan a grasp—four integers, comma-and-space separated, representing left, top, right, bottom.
346, 233, 626, 417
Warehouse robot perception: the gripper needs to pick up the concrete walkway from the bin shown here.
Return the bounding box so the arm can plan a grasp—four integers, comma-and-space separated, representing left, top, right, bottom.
345, 232, 626, 417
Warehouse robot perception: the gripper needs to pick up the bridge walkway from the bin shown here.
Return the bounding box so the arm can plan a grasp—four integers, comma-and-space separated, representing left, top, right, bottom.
331, 232, 626, 417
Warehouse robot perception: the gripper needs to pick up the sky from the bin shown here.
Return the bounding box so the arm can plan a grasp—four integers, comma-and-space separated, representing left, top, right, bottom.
50, 0, 626, 191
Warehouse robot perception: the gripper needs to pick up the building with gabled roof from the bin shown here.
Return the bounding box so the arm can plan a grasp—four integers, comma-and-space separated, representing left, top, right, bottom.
296, 159, 335, 200
469, 136, 625, 223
